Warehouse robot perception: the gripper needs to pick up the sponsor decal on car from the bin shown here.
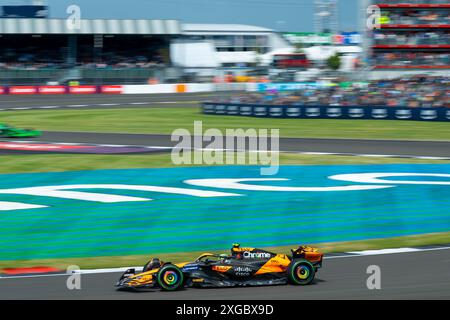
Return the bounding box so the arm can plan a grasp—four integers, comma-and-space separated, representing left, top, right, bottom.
243, 251, 272, 259
212, 266, 232, 273
182, 265, 200, 272
234, 266, 253, 276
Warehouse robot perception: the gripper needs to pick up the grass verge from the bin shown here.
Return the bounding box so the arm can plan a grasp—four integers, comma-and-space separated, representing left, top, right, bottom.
1, 232, 448, 270
1, 107, 449, 141
0, 152, 448, 174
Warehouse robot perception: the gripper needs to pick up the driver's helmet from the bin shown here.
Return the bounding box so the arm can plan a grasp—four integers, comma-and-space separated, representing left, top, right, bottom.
145, 258, 163, 271
231, 244, 243, 259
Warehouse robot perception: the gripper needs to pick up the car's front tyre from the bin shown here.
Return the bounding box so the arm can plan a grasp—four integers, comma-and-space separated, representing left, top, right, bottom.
156, 264, 185, 291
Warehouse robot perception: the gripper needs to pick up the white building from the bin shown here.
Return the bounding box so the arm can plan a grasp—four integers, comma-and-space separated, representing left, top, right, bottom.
171, 23, 293, 68
170, 23, 362, 74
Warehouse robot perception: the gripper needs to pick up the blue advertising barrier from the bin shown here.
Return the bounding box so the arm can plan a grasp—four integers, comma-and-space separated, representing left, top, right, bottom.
202, 103, 450, 122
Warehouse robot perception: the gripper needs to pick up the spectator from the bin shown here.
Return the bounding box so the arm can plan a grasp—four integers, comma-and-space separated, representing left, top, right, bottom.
223, 76, 450, 108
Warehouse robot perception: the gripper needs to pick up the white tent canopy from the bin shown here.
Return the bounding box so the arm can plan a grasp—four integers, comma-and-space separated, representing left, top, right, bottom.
261, 45, 362, 66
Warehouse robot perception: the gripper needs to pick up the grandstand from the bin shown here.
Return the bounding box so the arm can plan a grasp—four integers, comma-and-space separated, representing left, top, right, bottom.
371, 0, 450, 77
0, 17, 181, 85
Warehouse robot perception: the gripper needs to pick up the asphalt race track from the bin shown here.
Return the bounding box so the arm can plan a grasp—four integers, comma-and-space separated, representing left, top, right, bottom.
7, 131, 450, 158
0, 249, 449, 300
0, 92, 234, 111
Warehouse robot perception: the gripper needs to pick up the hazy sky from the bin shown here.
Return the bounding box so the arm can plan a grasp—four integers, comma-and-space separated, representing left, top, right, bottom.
43, 0, 359, 32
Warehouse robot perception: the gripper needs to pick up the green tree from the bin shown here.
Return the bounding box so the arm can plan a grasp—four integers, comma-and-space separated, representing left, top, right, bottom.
294, 41, 304, 54
327, 53, 341, 71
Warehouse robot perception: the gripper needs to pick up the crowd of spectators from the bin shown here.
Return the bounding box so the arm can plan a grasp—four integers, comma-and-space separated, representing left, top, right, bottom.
0, 48, 166, 70
377, 0, 449, 4
218, 76, 449, 108
381, 10, 450, 25
0, 58, 166, 71
77, 56, 166, 70
374, 31, 450, 45
0, 46, 65, 70
372, 52, 450, 66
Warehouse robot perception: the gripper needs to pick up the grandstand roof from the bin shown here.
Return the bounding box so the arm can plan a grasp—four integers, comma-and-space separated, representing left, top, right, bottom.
0, 19, 181, 35
183, 23, 274, 34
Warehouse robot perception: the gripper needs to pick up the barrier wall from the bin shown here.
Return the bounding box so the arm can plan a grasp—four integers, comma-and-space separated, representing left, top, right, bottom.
0, 83, 249, 95
202, 103, 450, 122
0, 85, 122, 95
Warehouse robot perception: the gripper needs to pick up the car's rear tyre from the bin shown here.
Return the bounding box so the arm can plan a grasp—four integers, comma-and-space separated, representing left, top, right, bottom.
156, 264, 184, 291
288, 259, 315, 285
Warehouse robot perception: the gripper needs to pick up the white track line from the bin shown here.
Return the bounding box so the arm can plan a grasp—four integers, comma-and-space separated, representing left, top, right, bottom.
347, 248, 420, 255
74, 267, 143, 275
0, 273, 69, 279
2, 140, 450, 159
324, 246, 450, 259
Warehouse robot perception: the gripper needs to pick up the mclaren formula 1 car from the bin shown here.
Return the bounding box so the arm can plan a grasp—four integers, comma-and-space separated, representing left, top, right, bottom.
116, 244, 323, 291
0, 123, 41, 138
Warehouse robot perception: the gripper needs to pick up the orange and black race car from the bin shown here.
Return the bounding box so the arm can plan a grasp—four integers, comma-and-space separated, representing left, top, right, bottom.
116, 244, 324, 291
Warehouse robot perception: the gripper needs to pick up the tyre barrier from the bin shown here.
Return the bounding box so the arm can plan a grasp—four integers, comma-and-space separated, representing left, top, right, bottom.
202, 103, 450, 122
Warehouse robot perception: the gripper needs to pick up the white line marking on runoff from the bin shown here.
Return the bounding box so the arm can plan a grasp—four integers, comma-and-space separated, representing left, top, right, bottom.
325, 246, 450, 259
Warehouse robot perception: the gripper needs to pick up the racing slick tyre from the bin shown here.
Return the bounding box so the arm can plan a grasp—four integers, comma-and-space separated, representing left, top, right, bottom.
288, 259, 316, 285
156, 264, 185, 291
